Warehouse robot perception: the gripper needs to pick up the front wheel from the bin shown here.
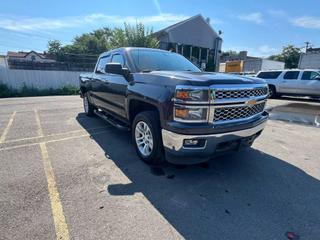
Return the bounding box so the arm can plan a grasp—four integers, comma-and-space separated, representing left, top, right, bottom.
132, 111, 164, 165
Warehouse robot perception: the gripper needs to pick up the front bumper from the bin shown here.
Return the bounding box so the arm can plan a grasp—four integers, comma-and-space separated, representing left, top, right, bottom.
162, 113, 268, 164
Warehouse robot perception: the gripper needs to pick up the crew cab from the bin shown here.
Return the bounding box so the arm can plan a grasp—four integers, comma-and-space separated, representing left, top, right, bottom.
80, 47, 269, 165
256, 69, 320, 98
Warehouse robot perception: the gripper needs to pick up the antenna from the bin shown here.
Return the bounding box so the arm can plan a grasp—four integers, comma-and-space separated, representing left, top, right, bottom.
304, 41, 311, 52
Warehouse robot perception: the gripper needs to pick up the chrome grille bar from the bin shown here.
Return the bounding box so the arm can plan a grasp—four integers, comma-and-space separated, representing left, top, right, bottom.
214, 102, 266, 122
209, 84, 268, 124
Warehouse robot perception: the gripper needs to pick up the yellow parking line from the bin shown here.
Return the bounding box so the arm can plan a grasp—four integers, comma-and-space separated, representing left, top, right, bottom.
0, 129, 111, 151
40, 142, 70, 240
34, 109, 44, 137
0, 111, 16, 143
4, 126, 108, 144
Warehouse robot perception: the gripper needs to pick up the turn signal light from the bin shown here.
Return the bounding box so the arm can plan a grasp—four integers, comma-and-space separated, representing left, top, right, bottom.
176, 91, 190, 99
175, 108, 189, 118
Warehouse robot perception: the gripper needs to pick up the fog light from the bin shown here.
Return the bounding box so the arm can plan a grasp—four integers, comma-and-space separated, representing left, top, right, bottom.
183, 139, 206, 148
184, 139, 198, 145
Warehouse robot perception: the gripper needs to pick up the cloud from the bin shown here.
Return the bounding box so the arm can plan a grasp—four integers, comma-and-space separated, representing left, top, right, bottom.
223, 45, 278, 57
267, 9, 288, 18
237, 12, 263, 24
256, 45, 278, 56
0, 13, 190, 34
291, 16, 320, 30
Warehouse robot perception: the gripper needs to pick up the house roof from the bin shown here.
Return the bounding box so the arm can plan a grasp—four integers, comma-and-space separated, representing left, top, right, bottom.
154, 14, 219, 38
7, 51, 49, 59
307, 48, 320, 53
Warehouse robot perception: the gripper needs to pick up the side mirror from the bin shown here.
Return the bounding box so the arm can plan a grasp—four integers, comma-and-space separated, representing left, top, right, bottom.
105, 63, 123, 75
105, 63, 132, 81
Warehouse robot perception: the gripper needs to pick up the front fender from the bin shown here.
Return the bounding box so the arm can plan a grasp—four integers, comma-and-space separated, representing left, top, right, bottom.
126, 82, 174, 127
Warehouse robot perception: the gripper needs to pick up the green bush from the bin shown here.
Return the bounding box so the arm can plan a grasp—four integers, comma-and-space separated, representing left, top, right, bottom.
0, 83, 79, 98
0, 83, 15, 97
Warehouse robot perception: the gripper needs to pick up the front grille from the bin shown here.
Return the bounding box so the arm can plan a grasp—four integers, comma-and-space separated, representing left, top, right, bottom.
214, 102, 266, 122
214, 87, 268, 100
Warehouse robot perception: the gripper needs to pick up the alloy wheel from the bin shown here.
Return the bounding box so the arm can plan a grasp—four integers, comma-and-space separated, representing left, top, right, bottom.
135, 121, 153, 157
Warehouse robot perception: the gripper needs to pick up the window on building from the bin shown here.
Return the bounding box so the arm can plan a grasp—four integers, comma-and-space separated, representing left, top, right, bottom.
256, 71, 282, 79
283, 71, 299, 79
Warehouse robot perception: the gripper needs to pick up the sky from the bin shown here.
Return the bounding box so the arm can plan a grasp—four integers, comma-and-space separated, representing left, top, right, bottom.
0, 0, 320, 57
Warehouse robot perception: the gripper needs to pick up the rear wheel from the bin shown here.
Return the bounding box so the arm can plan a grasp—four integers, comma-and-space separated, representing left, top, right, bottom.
132, 111, 164, 165
83, 93, 95, 117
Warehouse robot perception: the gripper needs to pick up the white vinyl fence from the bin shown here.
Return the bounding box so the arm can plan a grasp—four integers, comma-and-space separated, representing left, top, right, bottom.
0, 67, 89, 89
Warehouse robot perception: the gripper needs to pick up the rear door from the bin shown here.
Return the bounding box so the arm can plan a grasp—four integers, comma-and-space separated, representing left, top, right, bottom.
91, 55, 111, 108
278, 71, 300, 94
296, 71, 320, 96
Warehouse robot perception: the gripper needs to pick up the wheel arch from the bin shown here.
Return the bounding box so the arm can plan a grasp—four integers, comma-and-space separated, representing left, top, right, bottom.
128, 99, 160, 124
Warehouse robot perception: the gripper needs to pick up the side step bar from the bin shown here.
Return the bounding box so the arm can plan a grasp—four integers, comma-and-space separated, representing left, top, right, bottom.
94, 110, 130, 131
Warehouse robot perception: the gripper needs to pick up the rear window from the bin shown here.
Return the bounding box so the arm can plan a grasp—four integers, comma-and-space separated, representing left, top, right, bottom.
283, 71, 299, 80
301, 71, 320, 80
257, 71, 282, 79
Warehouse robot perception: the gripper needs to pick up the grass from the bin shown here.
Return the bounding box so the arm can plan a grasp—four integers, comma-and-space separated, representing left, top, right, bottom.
0, 83, 79, 98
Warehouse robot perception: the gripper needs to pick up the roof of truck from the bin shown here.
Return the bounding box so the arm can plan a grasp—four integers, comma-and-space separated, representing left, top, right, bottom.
99, 47, 171, 58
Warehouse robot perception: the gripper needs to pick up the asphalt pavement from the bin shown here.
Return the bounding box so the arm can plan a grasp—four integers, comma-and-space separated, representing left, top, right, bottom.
0, 95, 319, 240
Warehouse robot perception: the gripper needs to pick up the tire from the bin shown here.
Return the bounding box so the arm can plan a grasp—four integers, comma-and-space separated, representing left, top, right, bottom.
83, 92, 95, 117
132, 111, 164, 165
268, 85, 277, 98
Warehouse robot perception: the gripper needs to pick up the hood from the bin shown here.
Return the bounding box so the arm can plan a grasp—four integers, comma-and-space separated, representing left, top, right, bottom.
133, 71, 266, 87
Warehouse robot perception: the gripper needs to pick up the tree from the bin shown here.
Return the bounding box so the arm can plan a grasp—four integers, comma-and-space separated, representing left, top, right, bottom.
221, 50, 239, 57
71, 27, 112, 54
123, 23, 159, 48
109, 28, 128, 48
47, 40, 62, 56
268, 45, 301, 69
47, 23, 159, 60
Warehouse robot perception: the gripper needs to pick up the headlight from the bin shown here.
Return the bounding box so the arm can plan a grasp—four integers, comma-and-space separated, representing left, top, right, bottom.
174, 105, 208, 123
173, 86, 210, 123
175, 86, 209, 103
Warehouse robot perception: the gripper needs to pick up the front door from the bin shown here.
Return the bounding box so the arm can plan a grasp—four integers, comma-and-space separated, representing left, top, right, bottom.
296, 71, 320, 96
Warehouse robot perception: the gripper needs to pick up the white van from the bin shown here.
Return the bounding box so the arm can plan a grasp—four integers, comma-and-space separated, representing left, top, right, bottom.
256, 69, 320, 98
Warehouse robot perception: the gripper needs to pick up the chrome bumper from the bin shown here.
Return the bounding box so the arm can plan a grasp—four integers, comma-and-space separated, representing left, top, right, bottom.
162, 118, 267, 164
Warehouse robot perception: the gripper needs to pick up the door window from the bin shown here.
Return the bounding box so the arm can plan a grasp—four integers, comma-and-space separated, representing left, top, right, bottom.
301, 71, 320, 80
256, 71, 282, 79
283, 71, 299, 80
96, 56, 111, 73
111, 54, 125, 67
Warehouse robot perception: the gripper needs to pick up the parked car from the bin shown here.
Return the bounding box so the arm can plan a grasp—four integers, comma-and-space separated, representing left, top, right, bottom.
80, 47, 269, 165
256, 69, 320, 98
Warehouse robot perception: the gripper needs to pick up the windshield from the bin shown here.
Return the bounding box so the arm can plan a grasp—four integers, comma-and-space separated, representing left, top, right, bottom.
129, 49, 201, 72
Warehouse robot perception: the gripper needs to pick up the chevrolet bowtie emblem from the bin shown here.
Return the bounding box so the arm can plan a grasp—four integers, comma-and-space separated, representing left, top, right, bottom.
246, 99, 257, 107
